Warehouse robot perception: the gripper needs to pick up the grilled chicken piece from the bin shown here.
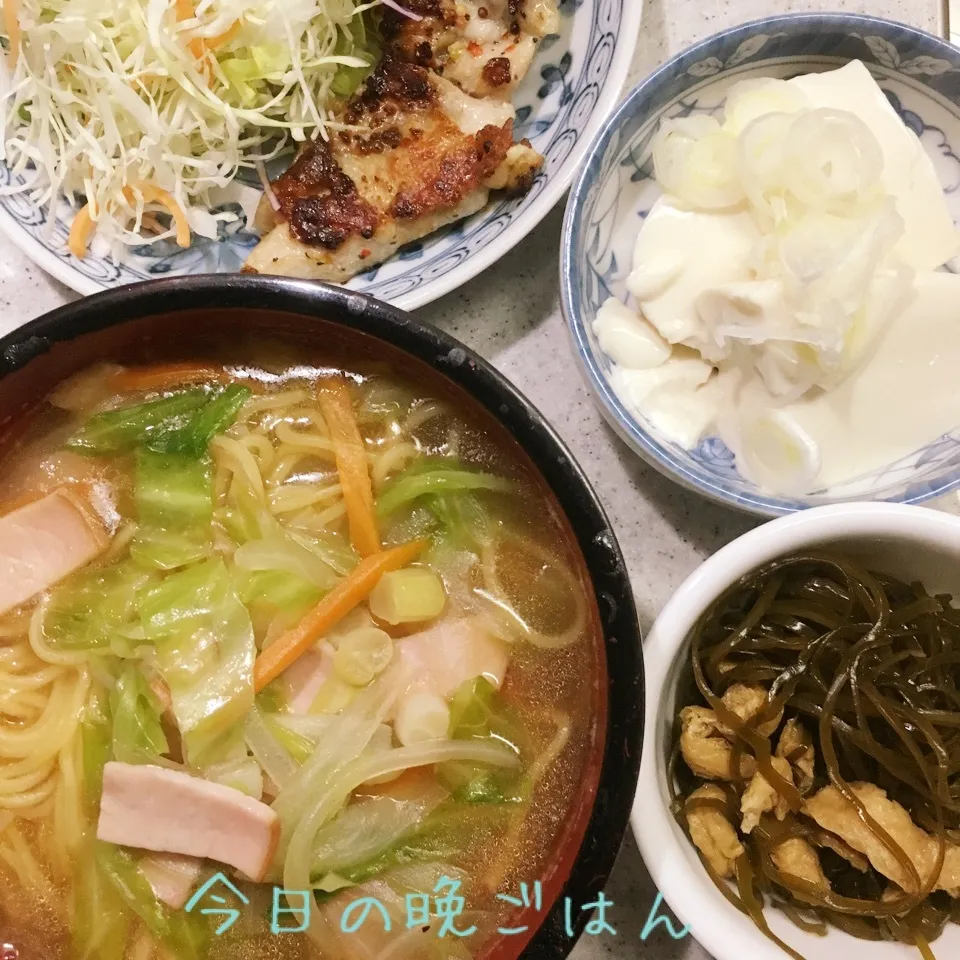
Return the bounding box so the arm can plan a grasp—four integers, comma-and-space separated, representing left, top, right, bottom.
245, 56, 541, 282
382, 0, 560, 100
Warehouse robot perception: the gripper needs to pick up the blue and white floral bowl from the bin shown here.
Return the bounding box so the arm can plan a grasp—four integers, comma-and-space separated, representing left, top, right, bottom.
0, 0, 641, 311
561, 13, 960, 517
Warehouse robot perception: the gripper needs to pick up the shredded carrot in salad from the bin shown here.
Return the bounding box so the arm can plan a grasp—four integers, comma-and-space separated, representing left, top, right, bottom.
69, 184, 191, 260
3, 0, 20, 65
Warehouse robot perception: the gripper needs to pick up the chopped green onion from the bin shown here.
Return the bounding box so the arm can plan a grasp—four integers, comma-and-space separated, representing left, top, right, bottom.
368, 567, 446, 625
333, 627, 393, 687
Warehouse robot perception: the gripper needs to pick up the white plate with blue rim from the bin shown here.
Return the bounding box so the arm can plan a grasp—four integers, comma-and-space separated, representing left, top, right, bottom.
0, 0, 641, 311
561, 12, 960, 517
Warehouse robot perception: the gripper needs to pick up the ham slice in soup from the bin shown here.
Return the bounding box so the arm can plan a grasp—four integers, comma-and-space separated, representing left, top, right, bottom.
97, 762, 280, 882
397, 619, 509, 700
281, 644, 333, 714
0, 488, 109, 615
139, 852, 204, 909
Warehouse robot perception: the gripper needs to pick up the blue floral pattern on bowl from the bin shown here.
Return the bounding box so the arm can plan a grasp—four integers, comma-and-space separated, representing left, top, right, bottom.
561, 13, 960, 517
0, 0, 640, 312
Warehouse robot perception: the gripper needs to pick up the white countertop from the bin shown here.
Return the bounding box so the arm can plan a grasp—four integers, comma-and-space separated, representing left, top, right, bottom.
0, 0, 945, 957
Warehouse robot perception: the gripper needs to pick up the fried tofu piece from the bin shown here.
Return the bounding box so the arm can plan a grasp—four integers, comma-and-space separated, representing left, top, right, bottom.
803, 782, 960, 895
741, 756, 794, 834
771, 837, 830, 894
685, 784, 744, 879
245, 57, 541, 283
938, 844, 960, 896
717, 683, 783, 738
809, 827, 870, 873
776, 718, 816, 795
679, 683, 781, 781
680, 706, 756, 781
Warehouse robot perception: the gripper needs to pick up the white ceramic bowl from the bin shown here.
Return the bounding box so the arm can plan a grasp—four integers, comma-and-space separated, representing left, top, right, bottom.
0, 0, 641, 310
632, 502, 960, 960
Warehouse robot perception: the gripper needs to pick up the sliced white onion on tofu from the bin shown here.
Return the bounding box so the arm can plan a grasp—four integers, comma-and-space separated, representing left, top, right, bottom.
737, 111, 796, 224
722, 78, 810, 134
778, 210, 870, 287
696, 279, 791, 343
653, 115, 745, 210
791, 202, 904, 314
783, 108, 884, 208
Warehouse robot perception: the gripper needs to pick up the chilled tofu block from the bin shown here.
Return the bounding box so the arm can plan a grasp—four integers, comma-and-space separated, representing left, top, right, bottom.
97, 762, 280, 882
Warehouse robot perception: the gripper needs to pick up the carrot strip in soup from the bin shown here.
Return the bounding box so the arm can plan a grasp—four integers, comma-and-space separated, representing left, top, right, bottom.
110, 363, 229, 394
4, 0, 21, 66
253, 539, 428, 691
318, 377, 380, 558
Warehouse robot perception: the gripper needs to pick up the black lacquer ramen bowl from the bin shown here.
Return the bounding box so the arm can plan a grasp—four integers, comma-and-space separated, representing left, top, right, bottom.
0, 275, 644, 960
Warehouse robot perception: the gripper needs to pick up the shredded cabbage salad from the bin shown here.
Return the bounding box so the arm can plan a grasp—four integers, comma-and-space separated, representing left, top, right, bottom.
0, 0, 383, 258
